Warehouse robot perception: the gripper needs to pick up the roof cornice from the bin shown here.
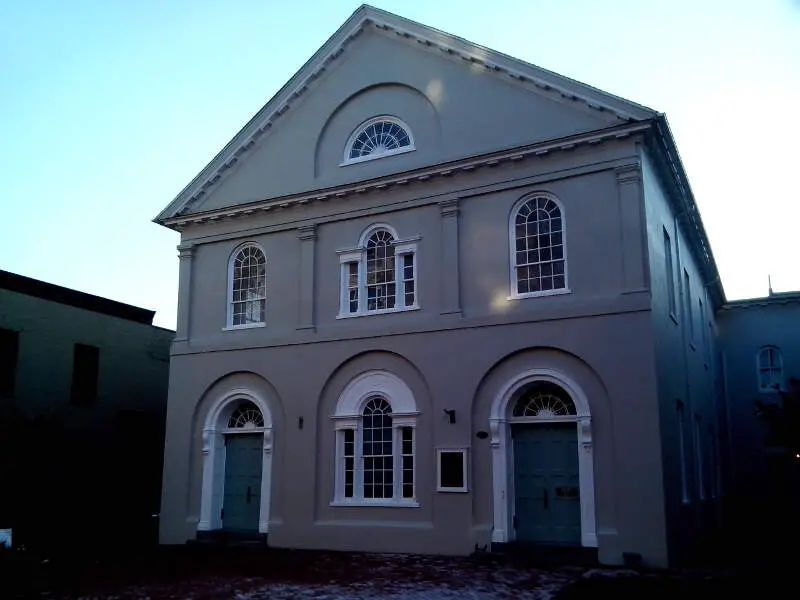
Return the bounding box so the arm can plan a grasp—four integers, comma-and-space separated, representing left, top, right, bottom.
648, 114, 726, 308
155, 5, 656, 224
161, 121, 651, 231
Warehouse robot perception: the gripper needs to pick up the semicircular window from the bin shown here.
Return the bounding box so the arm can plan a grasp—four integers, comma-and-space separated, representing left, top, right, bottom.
345, 117, 414, 164
228, 401, 265, 429
512, 381, 577, 418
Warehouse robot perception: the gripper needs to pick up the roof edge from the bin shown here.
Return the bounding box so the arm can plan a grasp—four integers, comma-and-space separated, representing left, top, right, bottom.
0, 269, 159, 326
154, 4, 659, 225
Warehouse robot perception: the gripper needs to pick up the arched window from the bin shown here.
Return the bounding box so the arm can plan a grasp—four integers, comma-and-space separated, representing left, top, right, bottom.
342, 116, 415, 165
338, 224, 418, 317
510, 194, 567, 298
512, 381, 577, 418
332, 371, 418, 505
228, 401, 265, 429
757, 346, 783, 391
228, 243, 266, 327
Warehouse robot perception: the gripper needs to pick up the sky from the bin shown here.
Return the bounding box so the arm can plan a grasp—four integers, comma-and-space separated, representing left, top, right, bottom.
1, 0, 798, 329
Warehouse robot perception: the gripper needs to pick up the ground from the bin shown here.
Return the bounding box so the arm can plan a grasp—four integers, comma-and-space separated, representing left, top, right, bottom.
0, 545, 756, 600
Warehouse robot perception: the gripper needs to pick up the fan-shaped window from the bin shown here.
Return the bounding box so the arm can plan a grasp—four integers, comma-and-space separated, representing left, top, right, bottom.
757, 346, 783, 392
343, 116, 415, 165
228, 243, 266, 328
512, 382, 577, 418
228, 401, 265, 429
511, 194, 567, 297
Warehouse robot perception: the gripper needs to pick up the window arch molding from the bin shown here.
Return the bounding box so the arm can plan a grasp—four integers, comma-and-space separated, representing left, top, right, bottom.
342, 115, 416, 166
757, 345, 784, 392
508, 192, 570, 299
489, 368, 596, 547
198, 387, 274, 534
226, 241, 267, 329
337, 223, 419, 318
331, 370, 420, 506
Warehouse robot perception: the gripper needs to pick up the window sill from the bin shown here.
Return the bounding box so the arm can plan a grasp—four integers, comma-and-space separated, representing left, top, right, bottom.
507, 288, 571, 301
337, 305, 420, 319
222, 323, 266, 331
689, 342, 696, 352
669, 312, 679, 325
339, 146, 415, 167
330, 499, 420, 508
436, 487, 469, 493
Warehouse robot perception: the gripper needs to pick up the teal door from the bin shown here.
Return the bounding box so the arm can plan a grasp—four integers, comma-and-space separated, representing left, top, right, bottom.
223, 434, 263, 532
513, 423, 580, 544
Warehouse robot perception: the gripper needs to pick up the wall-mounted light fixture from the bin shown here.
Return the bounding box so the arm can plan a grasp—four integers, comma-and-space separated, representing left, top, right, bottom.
443, 409, 456, 424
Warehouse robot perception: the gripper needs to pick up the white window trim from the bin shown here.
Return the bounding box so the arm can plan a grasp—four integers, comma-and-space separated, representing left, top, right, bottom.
341, 115, 416, 166
757, 346, 784, 392
507, 192, 570, 300
337, 225, 420, 319
225, 241, 267, 330
330, 371, 420, 507
436, 447, 469, 493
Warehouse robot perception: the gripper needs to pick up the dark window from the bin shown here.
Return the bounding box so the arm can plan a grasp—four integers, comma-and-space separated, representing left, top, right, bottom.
71, 344, 99, 407
0, 328, 19, 398
439, 450, 466, 491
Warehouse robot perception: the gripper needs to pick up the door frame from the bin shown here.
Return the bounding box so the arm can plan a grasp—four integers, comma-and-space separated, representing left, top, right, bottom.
198, 388, 274, 534
489, 368, 597, 547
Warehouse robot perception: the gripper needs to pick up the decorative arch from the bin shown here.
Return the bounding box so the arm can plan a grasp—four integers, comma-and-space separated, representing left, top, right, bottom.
331, 370, 420, 506
489, 368, 596, 547
334, 369, 418, 417
314, 82, 441, 177
198, 387, 274, 534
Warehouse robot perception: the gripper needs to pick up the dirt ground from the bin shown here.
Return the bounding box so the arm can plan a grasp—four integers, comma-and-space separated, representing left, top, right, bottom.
0, 545, 769, 600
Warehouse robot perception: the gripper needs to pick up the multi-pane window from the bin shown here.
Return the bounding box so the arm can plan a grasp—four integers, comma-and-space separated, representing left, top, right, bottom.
339, 227, 417, 317
335, 396, 416, 504
71, 343, 99, 407
664, 229, 676, 315
362, 398, 393, 499
366, 230, 396, 312
683, 270, 694, 343
229, 244, 266, 327
757, 346, 783, 391
343, 116, 415, 165
0, 328, 19, 399
511, 194, 566, 296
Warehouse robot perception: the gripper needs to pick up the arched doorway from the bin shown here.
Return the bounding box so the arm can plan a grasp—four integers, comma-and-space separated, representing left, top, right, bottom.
198, 389, 273, 535
489, 369, 596, 547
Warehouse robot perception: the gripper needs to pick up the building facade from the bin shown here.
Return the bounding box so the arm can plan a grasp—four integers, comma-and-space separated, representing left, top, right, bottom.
154, 5, 724, 567
717, 292, 800, 515
0, 269, 173, 549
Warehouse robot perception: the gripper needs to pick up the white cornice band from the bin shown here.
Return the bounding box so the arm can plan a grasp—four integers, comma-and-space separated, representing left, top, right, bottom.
163, 122, 651, 231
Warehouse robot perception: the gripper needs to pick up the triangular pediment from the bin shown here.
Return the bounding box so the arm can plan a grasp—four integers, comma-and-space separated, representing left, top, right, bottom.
155, 4, 657, 222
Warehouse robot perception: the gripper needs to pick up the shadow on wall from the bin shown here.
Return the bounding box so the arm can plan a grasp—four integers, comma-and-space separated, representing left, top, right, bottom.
0, 404, 165, 553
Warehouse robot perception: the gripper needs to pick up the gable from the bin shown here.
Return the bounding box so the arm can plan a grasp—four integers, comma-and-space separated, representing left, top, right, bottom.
157, 5, 656, 221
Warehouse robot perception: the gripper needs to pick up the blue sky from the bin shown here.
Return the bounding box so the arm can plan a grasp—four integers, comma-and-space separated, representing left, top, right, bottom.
1, 0, 798, 328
